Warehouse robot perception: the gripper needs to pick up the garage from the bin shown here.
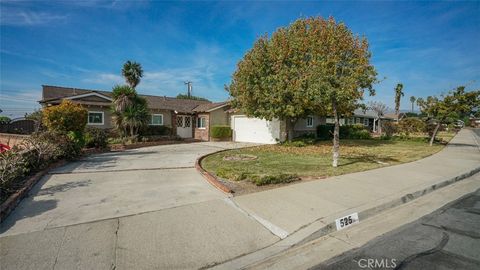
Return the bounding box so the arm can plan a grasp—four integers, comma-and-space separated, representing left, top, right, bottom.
231, 115, 281, 144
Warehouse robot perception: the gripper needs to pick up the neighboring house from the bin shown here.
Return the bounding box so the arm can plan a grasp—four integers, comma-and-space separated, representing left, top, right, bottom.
39, 85, 231, 141
383, 113, 406, 122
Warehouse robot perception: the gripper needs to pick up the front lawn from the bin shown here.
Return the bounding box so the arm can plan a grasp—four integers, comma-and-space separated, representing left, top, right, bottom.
201, 136, 450, 194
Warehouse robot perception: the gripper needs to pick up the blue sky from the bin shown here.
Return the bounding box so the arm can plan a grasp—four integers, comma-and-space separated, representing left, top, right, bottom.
1, 0, 479, 118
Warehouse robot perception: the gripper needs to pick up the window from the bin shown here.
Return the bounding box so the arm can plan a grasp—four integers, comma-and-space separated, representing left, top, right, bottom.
150, 114, 163, 126
88, 111, 104, 125
356, 117, 361, 124
177, 116, 183, 127
197, 117, 206, 128
326, 118, 335, 124
363, 118, 369, 126
306, 116, 314, 127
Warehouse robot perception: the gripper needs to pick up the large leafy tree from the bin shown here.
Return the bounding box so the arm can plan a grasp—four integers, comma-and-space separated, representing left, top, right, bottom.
394, 83, 404, 115
228, 17, 377, 167
417, 86, 480, 146
122, 60, 143, 89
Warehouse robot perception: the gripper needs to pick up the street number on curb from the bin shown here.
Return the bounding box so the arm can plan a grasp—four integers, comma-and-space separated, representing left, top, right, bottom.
335, 213, 359, 230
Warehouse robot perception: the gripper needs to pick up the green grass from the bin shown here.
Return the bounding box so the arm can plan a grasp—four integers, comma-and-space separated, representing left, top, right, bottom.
202, 138, 446, 184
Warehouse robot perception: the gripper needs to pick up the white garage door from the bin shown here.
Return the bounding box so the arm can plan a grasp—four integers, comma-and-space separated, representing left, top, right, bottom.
232, 115, 281, 144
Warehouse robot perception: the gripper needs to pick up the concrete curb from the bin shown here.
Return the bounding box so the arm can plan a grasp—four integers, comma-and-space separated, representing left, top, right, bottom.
210, 166, 480, 269
296, 165, 480, 246
0, 159, 67, 222
195, 149, 234, 195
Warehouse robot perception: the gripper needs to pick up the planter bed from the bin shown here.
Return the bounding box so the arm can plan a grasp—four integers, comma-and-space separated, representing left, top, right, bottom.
0, 159, 67, 221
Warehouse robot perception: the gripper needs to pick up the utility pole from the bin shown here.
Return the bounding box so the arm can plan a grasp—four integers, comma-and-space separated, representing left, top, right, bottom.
184, 81, 192, 98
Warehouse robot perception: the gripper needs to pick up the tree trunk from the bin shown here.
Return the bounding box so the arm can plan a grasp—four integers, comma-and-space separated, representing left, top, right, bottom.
332, 100, 340, 167
378, 118, 382, 134
286, 117, 297, 141
429, 122, 441, 146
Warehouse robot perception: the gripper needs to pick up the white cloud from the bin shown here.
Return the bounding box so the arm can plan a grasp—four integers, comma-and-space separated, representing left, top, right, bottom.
82, 73, 124, 85
0, 7, 68, 26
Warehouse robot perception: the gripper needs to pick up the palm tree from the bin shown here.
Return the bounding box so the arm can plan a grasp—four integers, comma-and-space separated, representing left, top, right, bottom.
394, 83, 404, 115
122, 60, 143, 89
410, 96, 416, 112
112, 85, 136, 112
111, 110, 126, 138
122, 96, 149, 137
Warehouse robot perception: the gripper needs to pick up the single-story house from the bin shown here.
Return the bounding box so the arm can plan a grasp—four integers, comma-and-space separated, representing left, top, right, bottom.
40, 85, 388, 144
39, 85, 231, 141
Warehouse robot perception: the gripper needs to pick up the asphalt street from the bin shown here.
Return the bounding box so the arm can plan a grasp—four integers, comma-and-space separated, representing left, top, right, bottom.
313, 188, 480, 270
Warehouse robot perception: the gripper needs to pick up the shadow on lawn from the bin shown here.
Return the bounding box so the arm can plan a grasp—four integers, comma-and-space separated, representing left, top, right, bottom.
315, 139, 397, 148
339, 154, 399, 167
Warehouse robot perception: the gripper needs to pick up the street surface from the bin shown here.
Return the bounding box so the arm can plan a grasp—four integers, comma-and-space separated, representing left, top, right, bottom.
314, 187, 480, 270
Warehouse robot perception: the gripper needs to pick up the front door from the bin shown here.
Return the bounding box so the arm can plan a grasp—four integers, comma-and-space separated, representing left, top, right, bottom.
176, 115, 192, 138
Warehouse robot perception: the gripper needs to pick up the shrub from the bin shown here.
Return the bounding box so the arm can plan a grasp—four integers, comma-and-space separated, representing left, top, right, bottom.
282, 140, 307, 147
0, 148, 28, 194
21, 132, 62, 169
398, 117, 426, 135
85, 127, 108, 149
42, 100, 88, 134
0, 130, 85, 200
317, 124, 334, 140
317, 124, 371, 140
139, 125, 172, 136
381, 121, 397, 137
253, 174, 300, 186
211, 125, 232, 139
340, 124, 371, 139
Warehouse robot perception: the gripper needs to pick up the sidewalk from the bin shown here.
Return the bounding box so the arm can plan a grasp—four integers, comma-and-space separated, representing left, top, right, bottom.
214, 128, 480, 269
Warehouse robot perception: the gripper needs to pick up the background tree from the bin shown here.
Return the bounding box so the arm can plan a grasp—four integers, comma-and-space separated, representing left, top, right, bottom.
228, 17, 377, 167
0, 116, 11, 124
417, 86, 479, 146
122, 60, 143, 89
368, 101, 388, 134
176, 94, 210, 101
394, 83, 404, 115
410, 96, 416, 112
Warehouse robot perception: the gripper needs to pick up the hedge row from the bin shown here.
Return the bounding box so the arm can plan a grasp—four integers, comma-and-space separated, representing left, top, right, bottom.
211, 125, 232, 138
317, 124, 371, 140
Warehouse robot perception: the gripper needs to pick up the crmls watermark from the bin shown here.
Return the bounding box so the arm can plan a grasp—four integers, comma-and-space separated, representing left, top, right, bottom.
355, 258, 397, 269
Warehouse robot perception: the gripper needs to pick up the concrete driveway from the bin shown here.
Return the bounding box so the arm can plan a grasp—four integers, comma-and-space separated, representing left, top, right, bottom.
0, 142, 279, 269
